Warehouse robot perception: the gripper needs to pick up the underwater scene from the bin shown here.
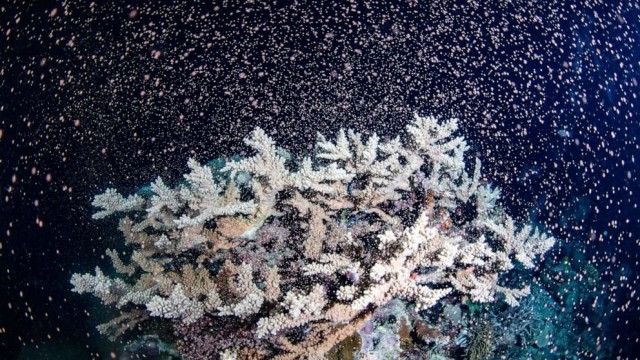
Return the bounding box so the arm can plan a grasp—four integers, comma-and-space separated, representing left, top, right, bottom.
1, 1, 639, 359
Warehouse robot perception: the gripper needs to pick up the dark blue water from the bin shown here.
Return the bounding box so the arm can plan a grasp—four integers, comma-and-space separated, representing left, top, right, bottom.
1, 1, 639, 359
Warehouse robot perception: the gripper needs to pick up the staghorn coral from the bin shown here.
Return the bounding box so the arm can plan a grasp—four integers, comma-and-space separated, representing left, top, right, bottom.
70, 114, 554, 359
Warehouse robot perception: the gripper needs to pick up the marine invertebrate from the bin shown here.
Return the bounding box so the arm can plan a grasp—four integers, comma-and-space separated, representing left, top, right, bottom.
465, 321, 493, 360
70, 114, 554, 359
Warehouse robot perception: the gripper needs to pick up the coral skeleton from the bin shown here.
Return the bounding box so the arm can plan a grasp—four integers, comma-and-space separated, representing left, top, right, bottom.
71, 114, 554, 359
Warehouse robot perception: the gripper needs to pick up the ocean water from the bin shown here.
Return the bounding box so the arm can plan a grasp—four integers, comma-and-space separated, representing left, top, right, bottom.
1, 1, 639, 359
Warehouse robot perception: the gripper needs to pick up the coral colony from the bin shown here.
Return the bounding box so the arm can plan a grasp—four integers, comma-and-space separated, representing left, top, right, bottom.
70, 115, 554, 359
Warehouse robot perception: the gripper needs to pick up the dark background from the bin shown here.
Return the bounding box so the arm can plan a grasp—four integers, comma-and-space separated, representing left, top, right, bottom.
1, 0, 639, 358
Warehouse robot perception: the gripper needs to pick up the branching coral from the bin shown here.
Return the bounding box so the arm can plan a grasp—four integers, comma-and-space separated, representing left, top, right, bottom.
70, 114, 554, 359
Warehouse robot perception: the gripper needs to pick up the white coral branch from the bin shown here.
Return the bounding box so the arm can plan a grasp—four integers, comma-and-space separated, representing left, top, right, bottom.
222, 127, 291, 192
147, 177, 182, 215
407, 114, 469, 173
484, 215, 555, 269
316, 129, 351, 161
175, 159, 256, 228
476, 184, 501, 217
70, 267, 130, 305
92, 188, 144, 219
496, 284, 531, 307
146, 284, 204, 324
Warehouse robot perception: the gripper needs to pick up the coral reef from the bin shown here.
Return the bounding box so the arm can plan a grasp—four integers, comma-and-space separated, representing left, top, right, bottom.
70, 114, 554, 359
